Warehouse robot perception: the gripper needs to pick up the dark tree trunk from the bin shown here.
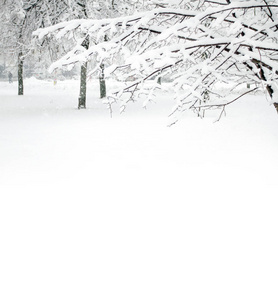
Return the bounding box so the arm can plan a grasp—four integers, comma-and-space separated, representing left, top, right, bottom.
265, 84, 278, 113
255, 62, 278, 114
78, 36, 89, 109
99, 35, 108, 99
18, 52, 24, 95
78, 61, 88, 109
157, 76, 162, 85
274, 103, 278, 113
99, 63, 106, 99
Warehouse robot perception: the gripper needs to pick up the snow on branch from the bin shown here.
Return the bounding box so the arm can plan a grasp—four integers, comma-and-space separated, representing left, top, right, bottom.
33, 0, 278, 121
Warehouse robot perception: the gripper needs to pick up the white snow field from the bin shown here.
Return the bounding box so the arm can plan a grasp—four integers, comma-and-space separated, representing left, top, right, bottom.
1, 78, 278, 300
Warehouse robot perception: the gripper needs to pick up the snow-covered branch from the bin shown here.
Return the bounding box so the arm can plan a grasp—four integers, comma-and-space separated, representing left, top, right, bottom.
33, 0, 278, 120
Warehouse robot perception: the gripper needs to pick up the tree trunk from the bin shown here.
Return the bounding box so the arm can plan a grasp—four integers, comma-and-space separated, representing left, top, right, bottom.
78, 36, 89, 109
78, 61, 88, 109
18, 52, 24, 95
157, 76, 162, 85
257, 64, 278, 114
265, 84, 278, 114
99, 63, 106, 99
274, 103, 278, 113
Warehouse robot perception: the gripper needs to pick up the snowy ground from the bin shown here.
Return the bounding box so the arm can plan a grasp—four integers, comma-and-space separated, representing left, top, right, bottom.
1, 78, 278, 300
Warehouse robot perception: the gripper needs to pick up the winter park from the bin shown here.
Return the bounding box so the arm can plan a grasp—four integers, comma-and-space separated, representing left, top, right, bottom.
1, 1, 278, 300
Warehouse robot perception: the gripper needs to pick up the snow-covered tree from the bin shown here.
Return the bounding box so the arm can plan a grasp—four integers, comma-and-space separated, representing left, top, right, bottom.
0, 0, 70, 95
33, 0, 278, 121
0, 0, 25, 93
33, 0, 167, 108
